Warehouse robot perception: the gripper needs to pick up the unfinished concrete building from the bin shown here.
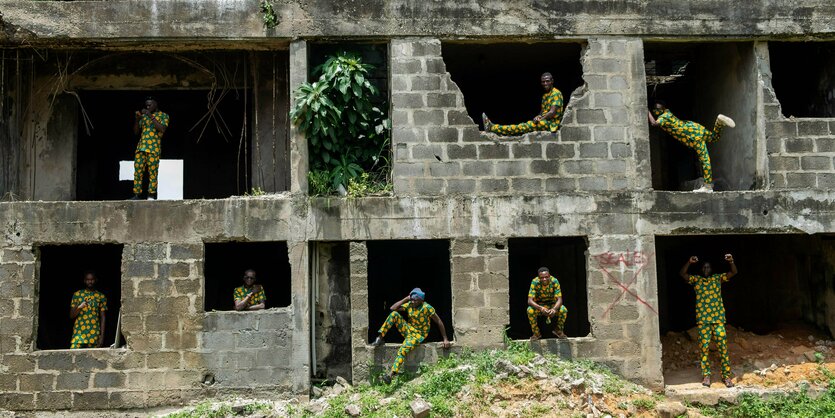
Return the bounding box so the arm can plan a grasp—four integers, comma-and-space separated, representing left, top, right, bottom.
0, 0, 835, 411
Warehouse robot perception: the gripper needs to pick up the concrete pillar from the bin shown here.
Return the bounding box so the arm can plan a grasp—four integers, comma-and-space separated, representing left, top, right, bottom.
289, 40, 309, 194
348, 241, 370, 382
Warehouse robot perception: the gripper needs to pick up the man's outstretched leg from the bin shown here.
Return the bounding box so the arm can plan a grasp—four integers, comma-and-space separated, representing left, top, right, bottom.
371, 311, 412, 384
706, 114, 735, 144
483, 113, 548, 136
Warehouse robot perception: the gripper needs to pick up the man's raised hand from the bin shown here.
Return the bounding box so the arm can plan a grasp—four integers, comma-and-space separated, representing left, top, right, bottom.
689, 256, 699, 264
725, 254, 734, 263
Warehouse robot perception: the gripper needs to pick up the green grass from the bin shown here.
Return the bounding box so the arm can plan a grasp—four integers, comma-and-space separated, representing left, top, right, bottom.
631, 397, 656, 410
162, 401, 232, 418
700, 386, 835, 418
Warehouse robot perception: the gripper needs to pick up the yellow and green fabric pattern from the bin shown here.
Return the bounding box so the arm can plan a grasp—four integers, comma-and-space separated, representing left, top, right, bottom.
489, 88, 564, 136
70, 289, 107, 349
233, 285, 266, 308
526, 276, 568, 335
377, 301, 436, 374
654, 109, 725, 184
133, 111, 170, 195
688, 273, 731, 378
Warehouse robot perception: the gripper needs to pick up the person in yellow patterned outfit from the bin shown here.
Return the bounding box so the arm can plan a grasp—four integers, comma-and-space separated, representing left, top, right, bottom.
69, 272, 108, 349
131, 97, 170, 200
679, 254, 738, 388
648, 100, 735, 192
234, 269, 266, 311
482, 73, 564, 136
371, 288, 450, 384
527, 267, 568, 340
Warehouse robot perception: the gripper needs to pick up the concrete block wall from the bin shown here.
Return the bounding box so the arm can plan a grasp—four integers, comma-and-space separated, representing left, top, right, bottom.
760, 43, 835, 190
450, 238, 509, 347
390, 37, 651, 196
0, 238, 305, 410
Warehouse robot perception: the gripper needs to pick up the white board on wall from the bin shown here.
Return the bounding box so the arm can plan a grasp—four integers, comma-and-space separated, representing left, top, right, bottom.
119, 159, 184, 200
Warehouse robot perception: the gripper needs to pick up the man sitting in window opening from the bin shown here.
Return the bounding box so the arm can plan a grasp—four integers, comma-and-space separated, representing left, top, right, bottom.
70, 271, 108, 349
130, 96, 170, 201
234, 269, 266, 311
482, 72, 564, 136
680, 253, 738, 388
370, 288, 451, 384
647, 100, 735, 193
527, 266, 568, 340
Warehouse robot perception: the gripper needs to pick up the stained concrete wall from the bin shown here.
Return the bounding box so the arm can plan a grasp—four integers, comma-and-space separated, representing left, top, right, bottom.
391, 37, 651, 195
313, 242, 352, 381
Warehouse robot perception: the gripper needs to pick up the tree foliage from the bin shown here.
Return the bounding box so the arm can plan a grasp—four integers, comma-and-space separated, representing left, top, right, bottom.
290, 52, 391, 195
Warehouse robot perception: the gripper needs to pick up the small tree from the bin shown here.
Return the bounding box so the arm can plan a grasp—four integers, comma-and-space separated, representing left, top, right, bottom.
290, 52, 391, 195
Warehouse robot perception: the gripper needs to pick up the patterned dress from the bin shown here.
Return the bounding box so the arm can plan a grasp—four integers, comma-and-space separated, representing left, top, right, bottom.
133, 111, 170, 195
233, 285, 267, 308
654, 109, 725, 184
526, 276, 568, 335
377, 301, 437, 374
70, 289, 107, 349
489, 87, 564, 136
688, 273, 732, 378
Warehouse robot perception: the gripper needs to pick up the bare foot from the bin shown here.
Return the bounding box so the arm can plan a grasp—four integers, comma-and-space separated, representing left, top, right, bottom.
530, 334, 541, 342
553, 330, 568, 339
724, 378, 734, 388
702, 376, 711, 387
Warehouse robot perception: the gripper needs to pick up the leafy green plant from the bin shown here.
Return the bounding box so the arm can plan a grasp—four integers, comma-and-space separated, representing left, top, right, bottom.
290, 52, 391, 196
260, 1, 279, 28
631, 398, 656, 410
244, 186, 266, 196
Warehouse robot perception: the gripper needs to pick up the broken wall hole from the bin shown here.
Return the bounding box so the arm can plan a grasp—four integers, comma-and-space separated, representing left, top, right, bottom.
203, 241, 291, 311
769, 42, 835, 118
442, 42, 584, 131
76, 89, 251, 200
656, 235, 835, 383
366, 240, 453, 343
507, 237, 590, 340
311, 242, 352, 381
644, 42, 757, 192
36, 244, 124, 350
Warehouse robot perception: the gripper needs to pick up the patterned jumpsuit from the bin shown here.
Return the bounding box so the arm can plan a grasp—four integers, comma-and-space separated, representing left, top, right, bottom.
377, 301, 436, 374
653, 109, 725, 184
133, 111, 170, 195
688, 273, 732, 379
489, 87, 564, 136
70, 289, 108, 349
233, 285, 267, 308
527, 276, 568, 336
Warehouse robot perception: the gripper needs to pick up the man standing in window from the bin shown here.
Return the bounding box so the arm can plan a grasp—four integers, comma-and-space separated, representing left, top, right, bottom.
680, 254, 738, 387
482, 73, 564, 136
527, 267, 568, 340
70, 271, 107, 349
131, 97, 170, 200
234, 269, 266, 311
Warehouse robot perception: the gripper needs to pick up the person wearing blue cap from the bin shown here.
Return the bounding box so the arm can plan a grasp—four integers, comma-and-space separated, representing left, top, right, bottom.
371, 287, 450, 384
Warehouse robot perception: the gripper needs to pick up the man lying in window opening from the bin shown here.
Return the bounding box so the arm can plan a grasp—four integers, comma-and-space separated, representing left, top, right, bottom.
371, 287, 451, 384
482, 72, 565, 136
647, 100, 735, 193
527, 266, 568, 341
130, 96, 170, 201
70, 271, 108, 349
234, 269, 266, 311
680, 254, 738, 388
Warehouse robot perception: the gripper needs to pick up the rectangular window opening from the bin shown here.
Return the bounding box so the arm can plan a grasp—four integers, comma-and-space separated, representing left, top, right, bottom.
645, 42, 757, 191
366, 240, 453, 344
305, 43, 391, 196
203, 241, 291, 311
656, 234, 835, 386
442, 42, 584, 134
36, 244, 124, 350
769, 42, 835, 118
507, 237, 590, 340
